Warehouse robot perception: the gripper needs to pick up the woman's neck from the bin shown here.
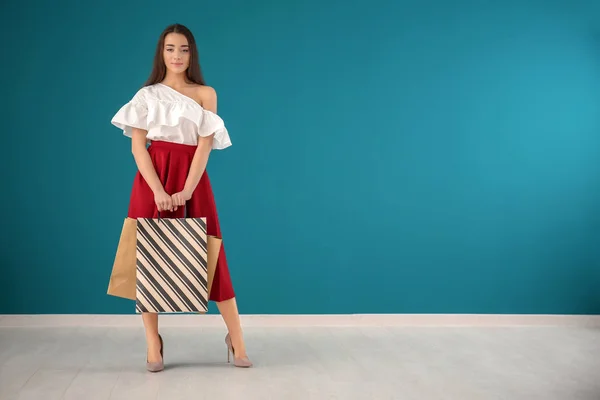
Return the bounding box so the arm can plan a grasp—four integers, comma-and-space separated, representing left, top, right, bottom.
161, 72, 188, 88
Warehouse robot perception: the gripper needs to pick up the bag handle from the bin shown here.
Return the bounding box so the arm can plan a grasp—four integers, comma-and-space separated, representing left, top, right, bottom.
157, 203, 188, 221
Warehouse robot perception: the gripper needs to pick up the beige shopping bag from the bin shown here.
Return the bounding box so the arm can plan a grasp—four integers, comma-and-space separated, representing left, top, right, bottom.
107, 217, 138, 300
134, 214, 223, 313
135, 216, 209, 313
196, 235, 222, 314
107, 216, 222, 308
207, 235, 222, 298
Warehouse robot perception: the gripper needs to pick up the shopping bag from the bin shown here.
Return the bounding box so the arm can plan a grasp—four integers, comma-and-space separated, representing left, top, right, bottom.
135, 216, 210, 313
196, 235, 222, 314
107, 217, 138, 300
206, 235, 222, 298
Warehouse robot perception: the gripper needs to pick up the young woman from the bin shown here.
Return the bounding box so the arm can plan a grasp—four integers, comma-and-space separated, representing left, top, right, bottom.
111, 23, 252, 370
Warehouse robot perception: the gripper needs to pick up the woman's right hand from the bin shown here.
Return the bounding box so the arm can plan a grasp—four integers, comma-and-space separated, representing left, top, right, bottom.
154, 189, 173, 212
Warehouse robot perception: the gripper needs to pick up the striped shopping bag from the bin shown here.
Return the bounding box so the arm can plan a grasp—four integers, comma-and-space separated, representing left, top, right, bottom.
134, 216, 209, 313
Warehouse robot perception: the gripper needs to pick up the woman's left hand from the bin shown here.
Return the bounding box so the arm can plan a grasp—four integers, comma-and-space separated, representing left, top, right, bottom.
171, 189, 192, 211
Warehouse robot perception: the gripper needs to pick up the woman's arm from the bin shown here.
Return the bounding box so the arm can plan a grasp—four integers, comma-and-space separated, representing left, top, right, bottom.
131, 128, 173, 212
172, 87, 217, 208
183, 134, 214, 194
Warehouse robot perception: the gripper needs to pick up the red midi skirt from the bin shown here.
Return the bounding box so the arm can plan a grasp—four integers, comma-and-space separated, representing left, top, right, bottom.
127, 140, 235, 302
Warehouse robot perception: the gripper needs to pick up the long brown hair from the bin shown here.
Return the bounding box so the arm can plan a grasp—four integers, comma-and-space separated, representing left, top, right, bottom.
143, 23, 206, 87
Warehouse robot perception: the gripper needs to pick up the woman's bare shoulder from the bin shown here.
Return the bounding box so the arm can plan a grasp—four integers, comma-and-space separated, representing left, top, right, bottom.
196, 85, 216, 101
194, 85, 217, 110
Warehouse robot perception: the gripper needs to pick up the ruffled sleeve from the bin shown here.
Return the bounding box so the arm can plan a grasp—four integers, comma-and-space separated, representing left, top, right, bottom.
197, 109, 232, 150
110, 90, 148, 137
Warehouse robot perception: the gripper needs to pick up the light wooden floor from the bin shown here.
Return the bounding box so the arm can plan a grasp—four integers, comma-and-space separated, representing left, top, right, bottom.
1, 325, 599, 399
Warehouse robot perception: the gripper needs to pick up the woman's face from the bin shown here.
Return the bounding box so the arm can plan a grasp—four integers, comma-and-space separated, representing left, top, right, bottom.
163, 33, 190, 74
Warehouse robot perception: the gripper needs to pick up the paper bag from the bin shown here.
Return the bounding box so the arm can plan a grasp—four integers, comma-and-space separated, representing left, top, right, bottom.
107, 216, 222, 308
207, 235, 222, 298
196, 235, 222, 313
135, 216, 209, 313
107, 217, 138, 300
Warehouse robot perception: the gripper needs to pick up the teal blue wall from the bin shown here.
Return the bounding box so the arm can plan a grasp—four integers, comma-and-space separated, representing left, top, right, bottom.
3, 0, 600, 314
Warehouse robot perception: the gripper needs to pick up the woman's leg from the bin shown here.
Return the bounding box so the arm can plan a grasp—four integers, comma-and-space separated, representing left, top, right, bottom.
208, 244, 251, 363
187, 171, 251, 364
216, 297, 248, 357
142, 313, 162, 362
127, 162, 165, 365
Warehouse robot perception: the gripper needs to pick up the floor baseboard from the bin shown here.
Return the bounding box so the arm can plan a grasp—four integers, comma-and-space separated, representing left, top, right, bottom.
1, 314, 599, 328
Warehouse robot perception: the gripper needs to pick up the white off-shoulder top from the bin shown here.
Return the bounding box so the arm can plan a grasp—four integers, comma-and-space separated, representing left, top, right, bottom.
110, 83, 232, 150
